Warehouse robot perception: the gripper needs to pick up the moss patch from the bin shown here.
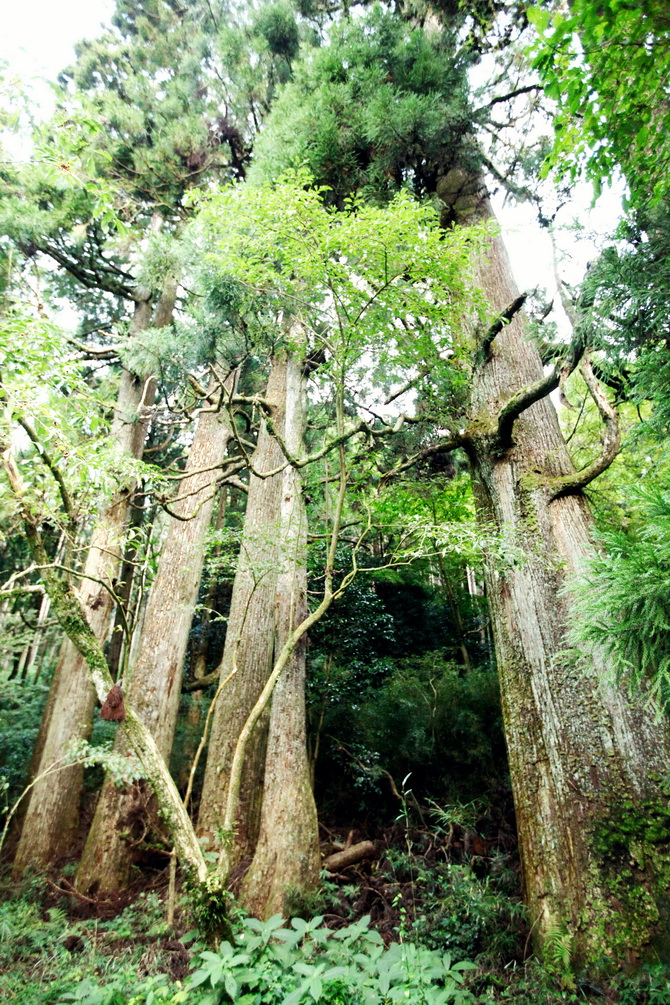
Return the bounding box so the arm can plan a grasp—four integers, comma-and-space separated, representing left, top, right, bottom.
589, 793, 670, 963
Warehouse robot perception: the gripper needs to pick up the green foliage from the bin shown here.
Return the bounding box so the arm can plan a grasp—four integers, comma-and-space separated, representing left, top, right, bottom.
250, 7, 477, 205
530, 0, 670, 207
0, 890, 174, 1005
542, 924, 575, 992
185, 913, 478, 1005
609, 964, 670, 1005
251, 3, 301, 64
42, 902, 481, 1005
569, 489, 670, 707
58, 1, 248, 209
592, 792, 670, 864
193, 171, 488, 403
0, 679, 49, 821
347, 656, 503, 802
395, 853, 524, 964
576, 211, 670, 436
0, 307, 148, 525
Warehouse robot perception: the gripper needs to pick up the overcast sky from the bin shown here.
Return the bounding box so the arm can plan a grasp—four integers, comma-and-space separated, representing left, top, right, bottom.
2, 0, 621, 308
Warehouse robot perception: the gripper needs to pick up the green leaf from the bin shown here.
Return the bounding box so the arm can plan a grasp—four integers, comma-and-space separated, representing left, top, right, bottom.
527, 6, 551, 31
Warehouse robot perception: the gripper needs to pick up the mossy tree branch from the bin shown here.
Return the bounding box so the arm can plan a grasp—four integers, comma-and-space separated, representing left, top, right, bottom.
479, 292, 528, 359
495, 337, 584, 450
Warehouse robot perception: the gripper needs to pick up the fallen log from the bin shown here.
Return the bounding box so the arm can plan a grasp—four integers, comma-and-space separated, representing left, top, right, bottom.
323, 840, 376, 872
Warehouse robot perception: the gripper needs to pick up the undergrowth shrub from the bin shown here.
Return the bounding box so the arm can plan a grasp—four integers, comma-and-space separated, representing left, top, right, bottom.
384, 849, 523, 964
474, 958, 670, 1004
0, 890, 173, 1005
60, 913, 479, 1005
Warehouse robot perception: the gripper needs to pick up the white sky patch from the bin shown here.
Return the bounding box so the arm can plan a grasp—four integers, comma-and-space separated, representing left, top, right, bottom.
2, 1, 115, 87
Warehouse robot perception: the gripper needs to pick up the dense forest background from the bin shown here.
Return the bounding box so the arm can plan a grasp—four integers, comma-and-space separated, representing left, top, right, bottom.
1, 1, 670, 1002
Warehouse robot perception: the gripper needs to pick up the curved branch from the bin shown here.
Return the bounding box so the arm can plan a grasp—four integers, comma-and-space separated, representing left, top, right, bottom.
548, 354, 621, 500
16, 415, 75, 527
65, 337, 121, 360
38, 240, 137, 301
496, 338, 584, 449
380, 432, 465, 484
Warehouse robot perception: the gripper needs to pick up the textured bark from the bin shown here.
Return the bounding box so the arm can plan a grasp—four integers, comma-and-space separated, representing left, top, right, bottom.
22, 592, 52, 682
106, 489, 146, 681
197, 361, 287, 863
176, 488, 228, 792
75, 380, 235, 895
446, 174, 670, 968
12, 293, 170, 877
240, 353, 320, 918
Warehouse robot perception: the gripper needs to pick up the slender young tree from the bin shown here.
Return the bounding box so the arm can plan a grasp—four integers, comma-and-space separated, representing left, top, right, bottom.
192, 178, 480, 905
4, 0, 260, 873
12, 285, 176, 874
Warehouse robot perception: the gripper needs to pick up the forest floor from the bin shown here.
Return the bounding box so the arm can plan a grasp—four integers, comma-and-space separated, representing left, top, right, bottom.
2, 815, 670, 1004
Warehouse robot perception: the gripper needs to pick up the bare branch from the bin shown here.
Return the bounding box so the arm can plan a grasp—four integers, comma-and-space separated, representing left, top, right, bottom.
0, 583, 45, 598
226, 476, 249, 495
380, 432, 465, 484
479, 84, 542, 110
16, 415, 75, 526
383, 363, 435, 406
65, 337, 121, 360
549, 354, 621, 500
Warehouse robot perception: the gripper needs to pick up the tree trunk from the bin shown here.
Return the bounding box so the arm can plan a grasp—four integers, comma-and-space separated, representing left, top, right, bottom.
106, 488, 147, 682
12, 292, 170, 876
75, 377, 235, 895
176, 487, 229, 792
446, 174, 670, 969
240, 352, 320, 918
21, 592, 52, 682
197, 360, 288, 865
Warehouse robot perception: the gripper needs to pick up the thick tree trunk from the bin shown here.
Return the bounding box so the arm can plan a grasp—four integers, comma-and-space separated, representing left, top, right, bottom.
12, 293, 170, 876
447, 175, 670, 969
240, 353, 320, 918
75, 379, 235, 895
197, 360, 287, 864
